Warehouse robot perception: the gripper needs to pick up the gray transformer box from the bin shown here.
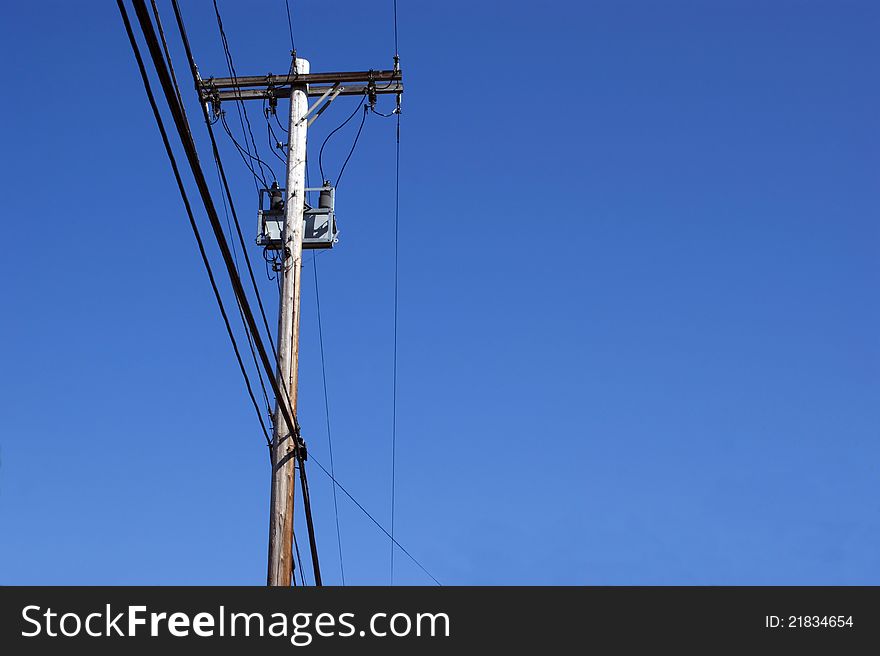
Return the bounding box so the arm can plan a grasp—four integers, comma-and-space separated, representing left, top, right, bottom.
257, 185, 337, 250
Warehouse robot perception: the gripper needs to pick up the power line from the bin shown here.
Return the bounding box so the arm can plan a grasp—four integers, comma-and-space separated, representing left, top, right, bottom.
166, 0, 322, 588
264, 100, 288, 167
335, 105, 368, 189
390, 109, 401, 585
135, 0, 322, 586
285, 0, 295, 52
131, 0, 416, 588
149, 0, 184, 117
392, 0, 399, 56
220, 111, 272, 187
117, 0, 271, 452
210, 112, 281, 364
215, 157, 273, 423
212, 0, 276, 186
318, 96, 366, 184
267, 121, 286, 167
309, 454, 441, 586
292, 518, 306, 586
313, 257, 345, 585
150, 0, 279, 369
273, 107, 289, 134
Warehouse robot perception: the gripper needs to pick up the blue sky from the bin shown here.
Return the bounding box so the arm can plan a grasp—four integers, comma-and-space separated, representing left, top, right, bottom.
0, 0, 877, 585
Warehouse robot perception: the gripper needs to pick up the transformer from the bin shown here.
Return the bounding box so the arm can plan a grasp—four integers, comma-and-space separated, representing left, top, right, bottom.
256, 182, 337, 250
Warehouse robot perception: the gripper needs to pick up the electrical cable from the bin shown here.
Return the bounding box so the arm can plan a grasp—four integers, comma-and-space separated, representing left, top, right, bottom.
318, 95, 366, 184
267, 108, 287, 152
220, 111, 272, 187
393, 0, 399, 56
149, 0, 184, 117
387, 0, 403, 588
150, 0, 279, 367
313, 257, 345, 585
335, 105, 368, 189
168, 0, 321, 586
292, 524, 306, 586
167, 0, 322, 587
212, 0, 276, 186
390, 109, 401, 585
309, 454, 440, 586
211, 113, 281, 363
150, 0, 276, 456
285, 0, 296, 52
216, 157, 273, 422
267, 123, 287, 166
137, 0, 322, 586
118, 0, 271, 452
274, 109, 289, 134
134, 0, 424, 589
264, 102, 287, 167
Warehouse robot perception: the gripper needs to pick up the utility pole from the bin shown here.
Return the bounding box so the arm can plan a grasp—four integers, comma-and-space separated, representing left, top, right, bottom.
198, 62, 402, 587
267, 57, 310, 587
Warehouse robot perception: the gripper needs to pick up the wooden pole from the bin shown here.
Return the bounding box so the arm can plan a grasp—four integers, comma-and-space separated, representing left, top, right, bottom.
268, 57, 310, 587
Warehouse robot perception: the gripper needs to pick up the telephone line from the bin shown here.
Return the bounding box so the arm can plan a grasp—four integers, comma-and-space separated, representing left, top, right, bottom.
309, 454, 441, 586
318, 96, 366, 184
335, 105, 368, 189
216, 158, 273, 421
167, 0, 322, 587
285, 0, 296, 52
149, 0, 279, 366
132, 0, 321, 585
390, 110, 401, 584
212, 0, 274, 185
313, 257, 345, 584
117, 0, 270, 451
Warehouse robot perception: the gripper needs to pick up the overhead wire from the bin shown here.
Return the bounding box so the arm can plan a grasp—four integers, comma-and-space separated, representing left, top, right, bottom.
149, 0, 185, 118
304, 159, 344, 585
215, 158, 273, 423
168, 0, 322, 587
149, 0, 276, 457
118, 0, 271, 453
390, 108, 401, 584
285, 0, 296, 52
309, 454, 440, 586
388, 0, 403, 586
335, 105, 368, 189
264, 99, 288, 167
292, 520, 306, 586
220, 111, 272, 188
318, 95, 367, 184
273, 107, 289, 134
313, 256, 345, 585
143, 0, 274, 442
212, 111, 281, 363
168, 0, 323, 587
136, 0, 322, 586
151, 0, 279, 369
393, 0, 399, 56
212, 0, 276, 186
131, 0, 434, 588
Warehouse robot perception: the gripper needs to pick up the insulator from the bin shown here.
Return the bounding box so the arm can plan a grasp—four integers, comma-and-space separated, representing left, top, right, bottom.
270, 182, 284, 211
319, 187, 333, 210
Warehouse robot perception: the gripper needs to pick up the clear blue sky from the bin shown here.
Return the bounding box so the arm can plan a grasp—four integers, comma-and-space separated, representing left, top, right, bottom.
0, 0, 877, 585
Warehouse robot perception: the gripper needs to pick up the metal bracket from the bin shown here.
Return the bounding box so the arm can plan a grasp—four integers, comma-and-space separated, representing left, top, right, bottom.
298, 82, 342, 127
